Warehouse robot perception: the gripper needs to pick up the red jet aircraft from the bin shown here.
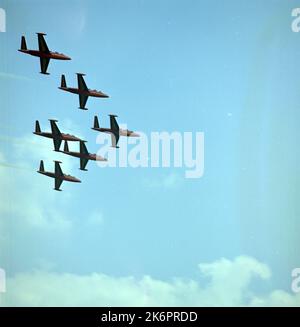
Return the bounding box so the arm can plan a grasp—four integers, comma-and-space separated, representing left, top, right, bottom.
18, 33, 71, 75
37, 160, 81, 191
92, 115, 140, 148
58, 73, 109, 110
60, 140, 107, 171
33, 119, 83, 152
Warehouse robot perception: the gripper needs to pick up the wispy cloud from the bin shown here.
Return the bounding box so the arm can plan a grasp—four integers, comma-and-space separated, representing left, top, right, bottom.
0, 161, 32, 171
0, 134, 77, 232
0, 72, 33, 82
144, 172, 183, 189
87, 210, 104, 226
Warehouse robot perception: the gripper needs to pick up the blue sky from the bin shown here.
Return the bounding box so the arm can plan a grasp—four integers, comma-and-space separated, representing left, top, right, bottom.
0, 0, 300, 306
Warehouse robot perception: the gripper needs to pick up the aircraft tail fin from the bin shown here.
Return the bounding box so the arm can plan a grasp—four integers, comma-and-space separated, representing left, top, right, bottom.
39, 160, 44, 172
61, 74, 67, 88
93, 116, 100, 129
64, 141, 69, 153
21, 36, 27, 51
35, 120, 41, 133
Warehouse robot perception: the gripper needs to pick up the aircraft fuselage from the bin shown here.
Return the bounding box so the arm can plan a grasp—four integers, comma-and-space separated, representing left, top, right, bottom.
33, 131, 81, 142
92, 127, 139, 137
59, 87, 109, 98
62, 151, 95, 160
18, 49, 71, 60
38, 171, 80, 183
60, 151, 107, 162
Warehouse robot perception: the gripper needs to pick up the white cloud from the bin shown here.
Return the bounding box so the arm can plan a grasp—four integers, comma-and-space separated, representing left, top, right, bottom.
87, 211, 104, 226
249, 290, 300, 306
197, 256, 271, 306
1, 256, 299, 307
144, 172, 183, 189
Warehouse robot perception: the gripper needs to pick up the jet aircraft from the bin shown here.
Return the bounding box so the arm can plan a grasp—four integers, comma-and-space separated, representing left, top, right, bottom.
37, 160, 81, 191
58, 73, 109, 110
60, 140, 107, 171
18, 33, 71, 74
92, 115, 140, 148
33, 119, 83, 152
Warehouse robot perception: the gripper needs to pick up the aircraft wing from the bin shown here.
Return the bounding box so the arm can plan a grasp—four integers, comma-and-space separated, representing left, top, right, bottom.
109, 115, 119, 133
111, 132, 120, 148
54, 161, 63, 177
80, 158, 89, 171
80, 141, 89, 155
52, 138, 62, 151
40, 57, 50, 74
50, 120, 61, 136
77, 74, 88, 91
54, 178, 63, 191
79, 94, 89, 109
54, 161, 64, 191
50, 120, 62, 151
79, 142, 89, 170
37, 33, 50, 53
